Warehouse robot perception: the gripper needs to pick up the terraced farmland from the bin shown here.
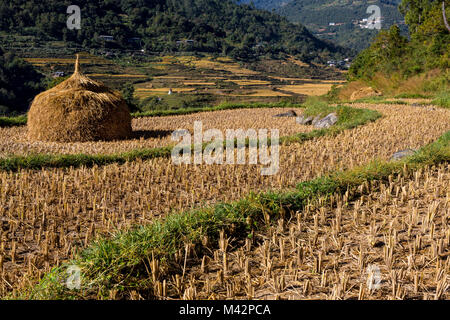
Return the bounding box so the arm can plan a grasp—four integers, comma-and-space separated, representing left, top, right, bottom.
0, 103, 449, 298
20, 53, 347, 113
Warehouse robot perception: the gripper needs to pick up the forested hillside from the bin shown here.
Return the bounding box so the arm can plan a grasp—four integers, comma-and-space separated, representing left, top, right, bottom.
344, 0, 449, 97
240, 0, 406, 51
0, 0, 349, 62
237, 0, 288, 11
350, 0, 449, 79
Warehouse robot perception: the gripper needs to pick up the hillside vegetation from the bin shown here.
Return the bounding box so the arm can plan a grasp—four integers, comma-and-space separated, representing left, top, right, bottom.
241, 0, 405, 51
341, 0, 449, 98
0, 0, 348, 62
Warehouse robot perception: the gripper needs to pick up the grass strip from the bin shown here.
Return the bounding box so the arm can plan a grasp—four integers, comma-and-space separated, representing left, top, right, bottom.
0, 105, 381, 172
344, 98, 409, 105
344, 91, 450, 108
0, 115, 27, 127
18, 129, 449, 300
394, 93, 433, 99
131, 101, 302, 118
0, 147, 172, 172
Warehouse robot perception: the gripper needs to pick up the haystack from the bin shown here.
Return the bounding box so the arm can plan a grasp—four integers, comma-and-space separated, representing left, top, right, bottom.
27, 55, 132, 142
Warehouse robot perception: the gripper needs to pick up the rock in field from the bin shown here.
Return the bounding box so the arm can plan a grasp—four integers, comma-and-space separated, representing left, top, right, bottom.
314, 113, 338, 129
391, 149, 417, 160
296, 115, 314, 125
311, 115, 322, 126
274, 110, 297, 117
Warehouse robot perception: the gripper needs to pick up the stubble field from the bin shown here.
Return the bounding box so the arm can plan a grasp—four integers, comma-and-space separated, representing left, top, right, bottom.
174, 163, 450, 300
0, 103, 449, 297
0, 108, 310, 157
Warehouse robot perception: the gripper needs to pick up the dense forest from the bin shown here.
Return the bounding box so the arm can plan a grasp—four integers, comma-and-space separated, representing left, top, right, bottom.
0, 0, 350, 62
0, 49, 44, 115
237, 0, 288, 11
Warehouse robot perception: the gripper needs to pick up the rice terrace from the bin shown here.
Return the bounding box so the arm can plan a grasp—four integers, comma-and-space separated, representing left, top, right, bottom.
0, 0, 449, 309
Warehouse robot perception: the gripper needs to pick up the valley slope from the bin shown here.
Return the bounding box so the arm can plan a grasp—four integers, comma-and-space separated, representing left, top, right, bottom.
240, 0, 406, 51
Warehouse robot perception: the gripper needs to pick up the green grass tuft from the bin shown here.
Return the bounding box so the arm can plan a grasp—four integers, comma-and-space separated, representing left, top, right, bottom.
394, 93, 432, 99
0, 115, 27, 127
431, 91, 450, 109
301, 96, 334, 117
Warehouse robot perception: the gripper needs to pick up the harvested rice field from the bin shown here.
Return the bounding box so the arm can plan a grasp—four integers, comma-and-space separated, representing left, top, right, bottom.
86, 74, 148, 78
280, 84, 340, 96
224, 80, 272, 86
231, 89, 292, 97
0, 103, 449, 296
135, 87, 197, 95
171, 163, 450, 300
393, 98, 433, 104
24, 57, 109, 65
19, 53, 347, 112
183, 82, 216, 86
0, 108, 310, 156
181, 58, 259, 76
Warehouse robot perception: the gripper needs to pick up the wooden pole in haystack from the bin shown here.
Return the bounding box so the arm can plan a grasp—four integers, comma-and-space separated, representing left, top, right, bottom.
74, 54, 80, 74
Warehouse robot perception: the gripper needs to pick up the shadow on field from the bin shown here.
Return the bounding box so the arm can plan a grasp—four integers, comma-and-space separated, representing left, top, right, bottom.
131, 130, 173, 140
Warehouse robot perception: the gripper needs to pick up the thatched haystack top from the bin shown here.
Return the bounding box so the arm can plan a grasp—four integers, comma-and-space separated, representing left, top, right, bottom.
27, 55, 132, 143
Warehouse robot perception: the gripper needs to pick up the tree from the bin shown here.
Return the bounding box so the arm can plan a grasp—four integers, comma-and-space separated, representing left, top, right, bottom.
349, 0, 448, 83
0, 49, 44, 115
0, 0, 349, 62
121, 82, 140, 113
399, 0, 438, 35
